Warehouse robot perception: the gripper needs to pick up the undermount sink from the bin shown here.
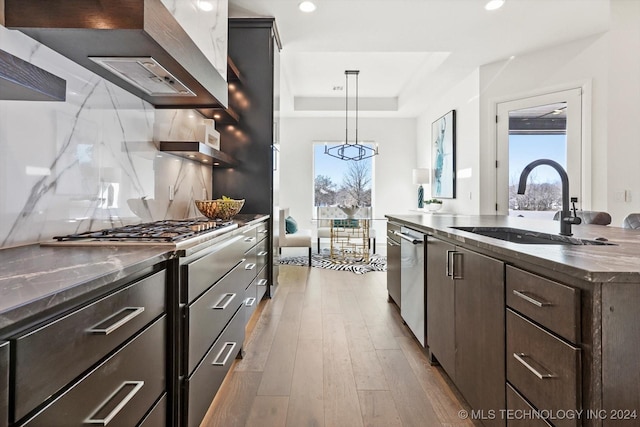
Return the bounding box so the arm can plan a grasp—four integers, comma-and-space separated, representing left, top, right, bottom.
450, 226, 616, 246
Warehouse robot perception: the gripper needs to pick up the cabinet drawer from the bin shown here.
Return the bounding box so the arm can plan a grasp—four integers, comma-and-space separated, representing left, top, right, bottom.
183, 235, 244, 303
506, 383, 553, 427
255, 237, 269, 273
506, 266, 580, 344
22, 316, 165, 427
256, 266, 269, 302
245, 267, 268, 324
184, 308, 244, 427
255, 221, 269, 242
13, 269, 166, 421
138, 393, 166, 427
239, 225, 259, 252
186, 261, 246, 374
1, 342, 7, 427
506, 309, 581, 427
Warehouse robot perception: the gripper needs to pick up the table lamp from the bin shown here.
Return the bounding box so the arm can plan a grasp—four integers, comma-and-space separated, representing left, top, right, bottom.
412, 168, 430, 209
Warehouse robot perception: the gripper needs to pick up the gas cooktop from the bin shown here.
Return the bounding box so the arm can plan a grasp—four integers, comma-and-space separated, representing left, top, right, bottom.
43, 218, 238, 247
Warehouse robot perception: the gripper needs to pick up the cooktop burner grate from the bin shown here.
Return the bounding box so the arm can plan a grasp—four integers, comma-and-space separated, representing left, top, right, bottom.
52, 218, 235, 243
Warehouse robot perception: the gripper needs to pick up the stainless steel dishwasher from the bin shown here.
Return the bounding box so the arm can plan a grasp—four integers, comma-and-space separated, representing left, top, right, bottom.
399, 226, 426, 346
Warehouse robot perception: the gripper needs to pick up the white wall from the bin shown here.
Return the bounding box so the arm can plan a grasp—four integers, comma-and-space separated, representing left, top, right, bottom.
607, 0, 640, 225
416, 70, 481, 215
279, 117, 416, 252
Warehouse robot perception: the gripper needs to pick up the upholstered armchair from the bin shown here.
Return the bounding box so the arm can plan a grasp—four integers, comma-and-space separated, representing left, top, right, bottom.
552, 210, 612, 226
316, 206, 376, 253
279, 208, 312, 265
622, 213, 640, 229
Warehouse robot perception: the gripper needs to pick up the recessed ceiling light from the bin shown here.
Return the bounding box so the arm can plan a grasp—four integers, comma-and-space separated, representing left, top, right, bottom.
485, 0, 505, 11
299, 1, 316, 13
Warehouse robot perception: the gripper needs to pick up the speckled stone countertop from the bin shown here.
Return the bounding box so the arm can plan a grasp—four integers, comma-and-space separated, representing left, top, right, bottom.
386, 213, 640, 283
0, 214, 269, 332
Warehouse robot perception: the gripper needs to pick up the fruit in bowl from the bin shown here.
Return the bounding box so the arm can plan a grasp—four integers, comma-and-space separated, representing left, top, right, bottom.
195, 197, 244, 220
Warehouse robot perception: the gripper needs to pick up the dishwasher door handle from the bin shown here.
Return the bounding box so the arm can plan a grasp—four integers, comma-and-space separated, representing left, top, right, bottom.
394, 231, 423, 244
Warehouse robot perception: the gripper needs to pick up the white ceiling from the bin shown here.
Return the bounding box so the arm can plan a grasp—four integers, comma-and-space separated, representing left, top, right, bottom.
229, 0, 610, 118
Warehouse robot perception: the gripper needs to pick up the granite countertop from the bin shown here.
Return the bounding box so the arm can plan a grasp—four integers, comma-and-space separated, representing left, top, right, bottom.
386, 213, 640, 283
0, 214, 269, 332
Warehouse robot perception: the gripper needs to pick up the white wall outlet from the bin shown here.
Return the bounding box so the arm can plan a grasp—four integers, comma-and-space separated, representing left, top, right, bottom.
614, 191, 625, 202
169, 185, 175, 201
625, 190, 632, 202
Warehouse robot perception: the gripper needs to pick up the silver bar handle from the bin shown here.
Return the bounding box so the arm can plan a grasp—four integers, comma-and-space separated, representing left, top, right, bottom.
260, 229, 269, 234
212, 342, 237, 366
84, 381, 144, 425
452, 252, 464, 280
394, 231, 423, 244
512, 290, 550, 307
245, 263, 256, 270
257, 279, 268, 286
212, 293, 236, 310
513, 353, 556, 379
245, 297, 256, 307
87, 307, 145, 335
257, 251, 269, 257
244, 236, 256, 243
446, 250, 454, 278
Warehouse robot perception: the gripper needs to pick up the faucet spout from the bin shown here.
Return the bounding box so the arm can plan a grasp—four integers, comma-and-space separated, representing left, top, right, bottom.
516, 159, 580, 236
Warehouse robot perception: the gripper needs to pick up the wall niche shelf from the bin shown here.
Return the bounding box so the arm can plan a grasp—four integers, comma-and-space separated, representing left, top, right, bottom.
159, 141, 237, 167
0, 49, 66, 101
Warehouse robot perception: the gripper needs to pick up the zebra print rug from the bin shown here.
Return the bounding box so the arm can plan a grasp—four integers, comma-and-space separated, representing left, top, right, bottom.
278, 250, 386, 274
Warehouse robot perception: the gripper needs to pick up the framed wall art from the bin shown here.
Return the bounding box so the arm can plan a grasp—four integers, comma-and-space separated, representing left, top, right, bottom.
431, 110, 456, 199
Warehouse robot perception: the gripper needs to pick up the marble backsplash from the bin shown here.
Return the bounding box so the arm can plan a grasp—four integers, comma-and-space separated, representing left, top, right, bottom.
0, 27, 214, 249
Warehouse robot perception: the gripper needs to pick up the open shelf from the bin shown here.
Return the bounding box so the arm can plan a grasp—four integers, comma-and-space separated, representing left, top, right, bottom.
159, 141, 237, 167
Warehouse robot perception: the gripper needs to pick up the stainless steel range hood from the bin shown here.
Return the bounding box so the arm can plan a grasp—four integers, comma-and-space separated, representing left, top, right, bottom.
3, 0, 228, 111
89, 57, 195, 97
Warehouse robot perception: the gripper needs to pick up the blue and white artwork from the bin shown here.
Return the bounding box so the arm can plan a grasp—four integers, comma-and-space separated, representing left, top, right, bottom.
431, 110, 456, 199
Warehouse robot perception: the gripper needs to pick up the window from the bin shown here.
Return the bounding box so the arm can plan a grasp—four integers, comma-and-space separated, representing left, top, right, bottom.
496, 88, 583, 218
313, 142, 374, 208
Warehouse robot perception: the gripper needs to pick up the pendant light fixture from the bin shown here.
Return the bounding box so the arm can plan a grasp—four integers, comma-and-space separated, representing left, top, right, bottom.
324, 70, 379, 161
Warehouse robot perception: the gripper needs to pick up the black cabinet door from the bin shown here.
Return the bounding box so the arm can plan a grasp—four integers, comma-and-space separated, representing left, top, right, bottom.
0, 341, 7, 427
455, 247, 505, 427
426, 236, 456, 379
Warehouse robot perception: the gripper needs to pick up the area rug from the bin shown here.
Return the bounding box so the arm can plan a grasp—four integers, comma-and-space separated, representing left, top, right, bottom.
278, 249, 386, 274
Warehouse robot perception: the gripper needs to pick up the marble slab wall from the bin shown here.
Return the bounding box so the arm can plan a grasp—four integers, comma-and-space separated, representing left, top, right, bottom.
0, 27, 214, 248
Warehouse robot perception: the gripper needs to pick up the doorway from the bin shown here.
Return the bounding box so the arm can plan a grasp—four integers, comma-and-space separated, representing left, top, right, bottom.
496, 88, 583, 218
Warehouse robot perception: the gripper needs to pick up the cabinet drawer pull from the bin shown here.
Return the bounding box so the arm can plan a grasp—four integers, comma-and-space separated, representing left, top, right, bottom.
260, 229, 269, 234
446, 250, 454, 278
244, 236, 256, 243
86, 307, 145, 335
212, 293, 236, 310
257, 250, 269, 257
257, 279, 268, 287
513, 353, 556, 380
512, 290, 550, 307
245, 297, 256, 307
212, 342, 237, 366
245, 263, 256, 270
452, 252, 464, 280
84, 381, 144, 425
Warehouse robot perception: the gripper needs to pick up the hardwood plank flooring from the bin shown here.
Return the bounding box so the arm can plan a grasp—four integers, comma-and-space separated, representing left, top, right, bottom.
200, 265, 478, 427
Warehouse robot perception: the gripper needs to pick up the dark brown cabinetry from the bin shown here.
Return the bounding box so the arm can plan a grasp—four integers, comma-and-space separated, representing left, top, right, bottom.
6, 265, 168, 426
180, 219, 269, 427
506, 266, 582, 427
0, 341, 7, 427
214, 18, 281, 297
386, 222, 401, 308
427, 236, 505, 427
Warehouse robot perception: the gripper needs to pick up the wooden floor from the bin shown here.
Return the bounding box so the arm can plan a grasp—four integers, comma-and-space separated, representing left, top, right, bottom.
201, 265, 478, 427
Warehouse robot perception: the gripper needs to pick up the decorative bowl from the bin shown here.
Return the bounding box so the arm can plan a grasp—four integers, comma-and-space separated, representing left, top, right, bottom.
338, 205, 360, 218
195, 199, 244, 220
427, 203, 442, 212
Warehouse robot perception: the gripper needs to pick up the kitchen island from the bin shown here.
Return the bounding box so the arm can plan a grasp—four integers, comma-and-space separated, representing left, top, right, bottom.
387, 213, 640, 427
